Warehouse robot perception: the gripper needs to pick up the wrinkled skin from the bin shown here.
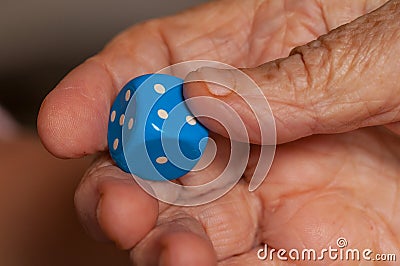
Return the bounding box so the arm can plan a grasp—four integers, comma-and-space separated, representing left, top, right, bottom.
37, 0, 400, 265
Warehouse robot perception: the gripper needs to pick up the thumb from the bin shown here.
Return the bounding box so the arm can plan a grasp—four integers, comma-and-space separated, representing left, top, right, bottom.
184, 0, 400, 144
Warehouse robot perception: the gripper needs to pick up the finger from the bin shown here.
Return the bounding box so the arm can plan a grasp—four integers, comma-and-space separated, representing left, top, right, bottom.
37, 20, 170, 158
74, 154, 158, 249
131, 213, 216, 266
184, 0, 400, 144
385, 122, 400, 135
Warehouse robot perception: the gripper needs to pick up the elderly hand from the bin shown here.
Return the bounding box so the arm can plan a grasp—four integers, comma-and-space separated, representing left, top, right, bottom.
38, 0, 399, 265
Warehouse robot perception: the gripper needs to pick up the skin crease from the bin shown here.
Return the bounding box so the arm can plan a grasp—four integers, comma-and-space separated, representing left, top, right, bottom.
36, 0, 400, 265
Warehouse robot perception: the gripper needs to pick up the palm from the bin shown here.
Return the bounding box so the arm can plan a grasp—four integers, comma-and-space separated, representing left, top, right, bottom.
37, 0, 396, 265
152, 128, 400, 265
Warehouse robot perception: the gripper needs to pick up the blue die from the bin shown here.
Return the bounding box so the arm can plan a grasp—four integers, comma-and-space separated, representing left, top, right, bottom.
107, 74, 209, 181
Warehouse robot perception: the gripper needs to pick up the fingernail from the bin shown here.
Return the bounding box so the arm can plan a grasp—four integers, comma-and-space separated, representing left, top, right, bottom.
186, 67, 234, 96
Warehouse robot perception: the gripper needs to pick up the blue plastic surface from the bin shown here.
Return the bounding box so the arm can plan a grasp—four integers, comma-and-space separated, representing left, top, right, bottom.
107, 73, 209, 181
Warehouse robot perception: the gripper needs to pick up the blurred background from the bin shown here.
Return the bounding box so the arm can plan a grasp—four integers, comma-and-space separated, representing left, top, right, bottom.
0, 0, 207, 265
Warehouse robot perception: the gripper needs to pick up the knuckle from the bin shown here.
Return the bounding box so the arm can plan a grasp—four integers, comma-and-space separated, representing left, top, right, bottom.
285, 39, 333, 108
280, 38, 338, 130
